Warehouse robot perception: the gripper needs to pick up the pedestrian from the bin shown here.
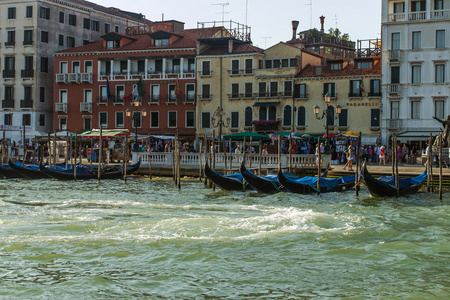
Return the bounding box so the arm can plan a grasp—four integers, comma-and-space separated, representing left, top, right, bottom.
379, 145, 386, 166
343, 145, 354, 171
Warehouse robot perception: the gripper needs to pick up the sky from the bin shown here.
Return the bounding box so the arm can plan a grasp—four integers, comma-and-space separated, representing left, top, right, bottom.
94, 0, 381, 49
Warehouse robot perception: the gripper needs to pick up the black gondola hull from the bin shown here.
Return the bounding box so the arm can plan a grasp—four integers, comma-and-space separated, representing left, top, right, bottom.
204, 162, 247, 191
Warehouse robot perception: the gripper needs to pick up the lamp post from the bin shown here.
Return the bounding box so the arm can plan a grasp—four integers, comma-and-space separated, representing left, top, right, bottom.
126, 100, 147, 152
313, 95, 341, 154
211, 107, 230, 140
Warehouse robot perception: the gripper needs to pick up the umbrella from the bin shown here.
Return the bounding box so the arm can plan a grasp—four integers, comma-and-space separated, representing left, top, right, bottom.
300, 134, 311, 139
346, 131, 358, 137
322, 133, 335, 138
222, 131, 271, 141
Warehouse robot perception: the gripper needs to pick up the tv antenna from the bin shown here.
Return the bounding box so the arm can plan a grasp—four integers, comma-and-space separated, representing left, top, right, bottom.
305, 0, 312, 29
212, 2, 230, 23
261, 36, 271, 48
335, 14, 338, 29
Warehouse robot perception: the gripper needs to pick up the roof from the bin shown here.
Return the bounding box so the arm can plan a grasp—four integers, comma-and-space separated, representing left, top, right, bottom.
199, 42, 263, 56
296, 57, 381, 78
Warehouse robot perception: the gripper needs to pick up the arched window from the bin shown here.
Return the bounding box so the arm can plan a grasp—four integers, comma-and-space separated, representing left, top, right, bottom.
268, 107, 277, 120
244, 106, 253, 127
259, 107, 267, 120
297, 106, 306, 126
283, 105, 292, 127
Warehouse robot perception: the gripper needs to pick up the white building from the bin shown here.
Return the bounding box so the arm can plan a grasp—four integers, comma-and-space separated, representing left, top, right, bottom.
0, 0, 146, 142
381, 0, 449, 146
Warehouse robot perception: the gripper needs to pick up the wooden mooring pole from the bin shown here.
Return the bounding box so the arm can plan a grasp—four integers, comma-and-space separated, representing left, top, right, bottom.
356, 132, 361, 196
439, 135, 443, 200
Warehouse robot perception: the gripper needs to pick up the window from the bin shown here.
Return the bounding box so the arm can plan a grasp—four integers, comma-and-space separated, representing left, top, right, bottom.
391, 66, 400, 83
412, 65, 421, 84
150, 111, 159, 128
114, 25, 120, 33
68, 14, 76, 26
269, 107, 277, 120
154, 60, 163, 73
83, 117, 91, 131
294, 84, 307, 99
371, 109, 380, 127
411, 101, 421, 119
72, 61, 80, 73
59, 90, 67, 103
58, 34, 64, 46
5, 87, 14, 101
370, 79, 381, 96
435, 64, 445, 83
168, 111, 177, 128
26, 6, 33, 18
23, 114, 31, 126
188, 59, 195, 72
92, 20, 99, 32
83, 18, 90, 29
412, 31, 421, 49
40, 57, 48, 73
283, 105, 292, 127
201, 84, 210, 99
201, 112, 211, 129
436, 30, 445, 49
435, 0, 444, 10
5, 57, 15, 72
67, 36, 75, 48
5, 114, 13, 126
391, 101, 399, 119
258, 82, 267, 97
172, 59, 180, 73
357, 61, 373, 69
270, 81, 279, 97
168, 84, 176, 101
150, 85, 160, 102
155, 39, 169, 46
330, 63, 342, 70
40, 87, 45, 103
264, 60, 273, 69
393, 2, 404, 13
411, 1, 426, 12
41, 31, 48, 43
84, 61, 93, 73
120, 61, 128, 74
24, 86, 32, 101
8, 7, 16, 19
323, 83, 336, 97
202, 61, 211, 76
244, 83, 253, 98
284, 81, 293, 97
24, 56, 33, 71
186, 84, 195, 101
99, 112, 107, 127
231, 60, 240, 75
231, 83, 239, 99
59, 12, 64, 23
350, 80, 362, 97
244, 107, 253, 127
338, 109, 348, 127
435, 100, 445, 119
39, 114, 45, 127
186, 111, 195, 128
106, 40, 119, 49
137, 60, 145, 73
59, 118, 67, 131
116, 112, 124, 128
83, 40, 89, 45
40, 7, 50, 20
230, 111, 239, 129
105, 23, 111, 34
60, 61, 68, 73
391, 33, 400, 50
6, 30, 16, 45
297, 106, 306, 126
84, 89, 92, 103
244, 58, 253, 74
24, 30, 33, 45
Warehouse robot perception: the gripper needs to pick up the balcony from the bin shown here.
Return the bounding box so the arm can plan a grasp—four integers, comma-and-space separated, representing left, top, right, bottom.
408, 12, 426, 21
80, 73, 93, 83
67, 73, 80, 83
4, 41, 15, 47
296, 93, 308, 100
368, 92, 382, 98
184, 95, 195, 104
198, 94, 212, 101
2, 100, 14, 109
387, 13, 406, 22
147, 95, 160, 104
388, 50, 402, 61
388, 84, 401, 95
21, 69, 34, 78
165, 96, 178, 105
55, 103, 68, 113
56, 73, 67, 83
113, 97, 124, 105
431, 9, 450, 20
96, 96, 109, 105
20, 99, 33, 109
228, 93, 241, 100
387, 119, 403, 131
349, 92, 362, 98
23, 40, 33, 46
80, 102, 92, 113
3, 70, 15, 78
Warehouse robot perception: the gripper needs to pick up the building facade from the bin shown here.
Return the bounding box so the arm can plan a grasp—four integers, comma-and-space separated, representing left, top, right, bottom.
0, 0, 146, 142
381, 0, 450, 146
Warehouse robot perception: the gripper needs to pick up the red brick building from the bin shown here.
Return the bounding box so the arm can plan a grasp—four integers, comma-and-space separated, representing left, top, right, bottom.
53, 21, 220, 139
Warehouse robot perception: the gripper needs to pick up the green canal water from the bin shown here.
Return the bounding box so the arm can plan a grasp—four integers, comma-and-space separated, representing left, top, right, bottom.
0, 178, 449, 299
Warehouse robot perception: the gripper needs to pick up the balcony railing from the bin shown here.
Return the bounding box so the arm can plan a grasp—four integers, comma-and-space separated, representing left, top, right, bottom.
409, 12, 426, 21
23, 40, 33, 46
96, 96, 109, 104
68, 73, 80, 83
20, 99, 33, 108
387, 13, 406, 22
349, 92, 362, 98
1, 100, 14, 109
147, 95, 160, 104
55, 103, 68, 113
388, 84, 401, 95
388, 50, 402, 61
3, 70, 15, 78
387, 119, 403, 131
198, 94, 212, 101
431, 9, 450, 19
80, 102, 92, 113
184, 95, 195, 103
56, 73, 67, 83
80, 73, 93, 83
228, 93, 241, 100
368, 92, 382, 98
21, 69, 34, 78
4, 41, 15, 47
113, 97, 125, 104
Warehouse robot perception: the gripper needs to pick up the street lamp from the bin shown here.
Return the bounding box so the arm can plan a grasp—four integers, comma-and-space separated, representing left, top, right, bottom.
126, 100, 147, 152
211, 107, 230, 137
314, 95, 341, 154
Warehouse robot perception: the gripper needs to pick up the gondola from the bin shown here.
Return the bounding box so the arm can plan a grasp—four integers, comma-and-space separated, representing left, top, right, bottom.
0, 163, 26, 178
204, 162, 250, 191
360, 162, 427, 197
40, 160, 141, 180
278, 169, 355, 194
8, 159, 51, 179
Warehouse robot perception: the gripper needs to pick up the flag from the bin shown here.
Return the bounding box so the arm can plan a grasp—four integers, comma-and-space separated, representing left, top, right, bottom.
106, 78, 113, 100
137, 77, 145, 96
124, 91, 133, 102
174, 79, 180, 100
359, 82, 365, 94
131, 84, 139, 96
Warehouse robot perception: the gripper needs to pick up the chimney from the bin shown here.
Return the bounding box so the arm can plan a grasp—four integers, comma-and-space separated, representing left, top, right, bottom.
315, 65, 322, 76
228, 39, 233, 54
319, 15, 325, 34
291, 20, 299, 40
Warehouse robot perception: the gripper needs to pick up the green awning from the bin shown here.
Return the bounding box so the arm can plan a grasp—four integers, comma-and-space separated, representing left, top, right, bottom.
223, 131, 271, 141
78, 129, 130, 139
253, 102, 279, 107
